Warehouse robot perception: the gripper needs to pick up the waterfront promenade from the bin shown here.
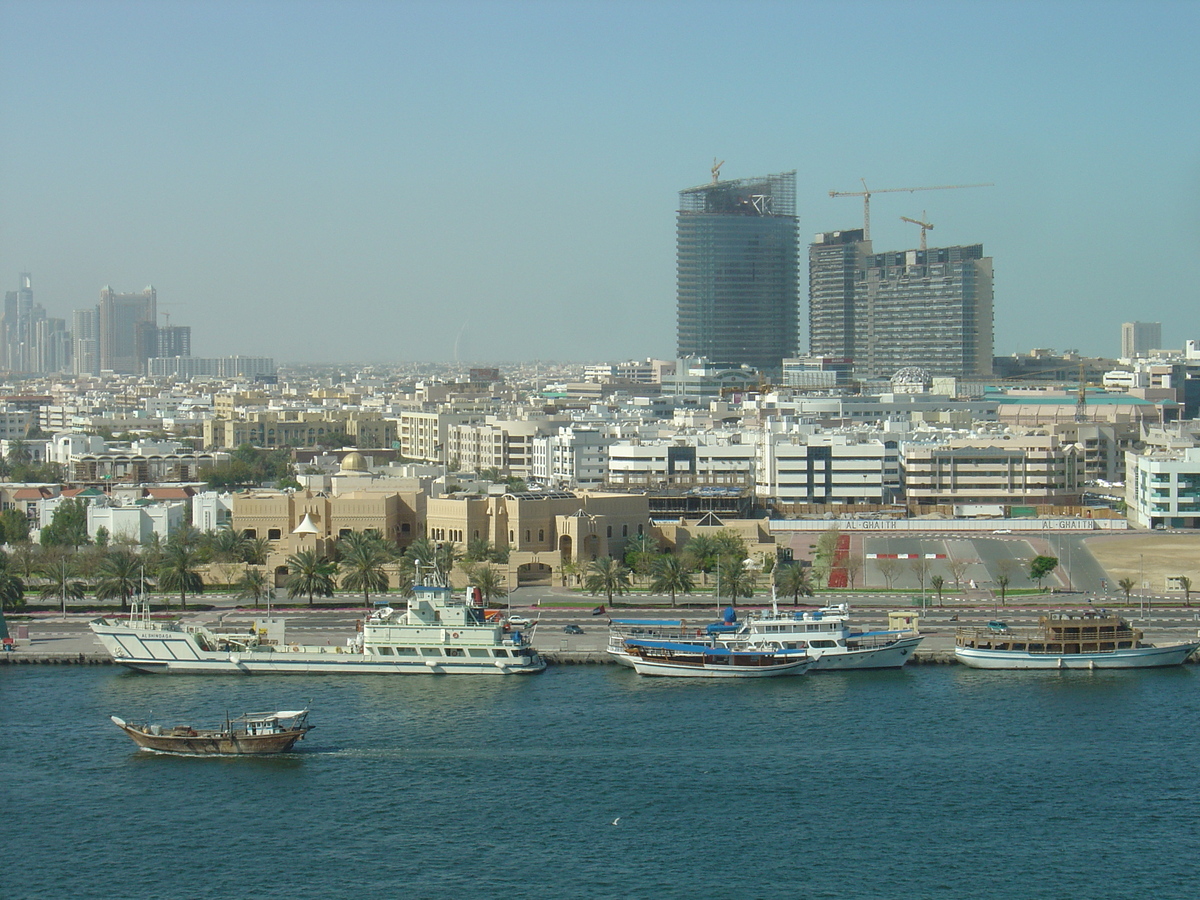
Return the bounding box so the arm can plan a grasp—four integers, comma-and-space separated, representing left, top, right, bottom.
6, 589, 1200, 666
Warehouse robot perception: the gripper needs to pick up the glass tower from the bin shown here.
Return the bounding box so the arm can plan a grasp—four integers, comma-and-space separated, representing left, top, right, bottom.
676, 171, 798, 373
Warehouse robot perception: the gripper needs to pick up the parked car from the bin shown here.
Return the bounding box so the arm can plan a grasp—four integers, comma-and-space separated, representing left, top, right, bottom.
563, 624, 584, 635
507, 615, 531, 626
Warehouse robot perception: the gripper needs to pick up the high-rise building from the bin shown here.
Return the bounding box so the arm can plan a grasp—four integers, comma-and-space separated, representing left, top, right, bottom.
156, 325, 192, 358
809, 231, 993, 379
676, 170, 798, 373
1, 273, 37, 372
98, 285, 156, 373
1121, 321, 1161, 359
73, 307, 100, 376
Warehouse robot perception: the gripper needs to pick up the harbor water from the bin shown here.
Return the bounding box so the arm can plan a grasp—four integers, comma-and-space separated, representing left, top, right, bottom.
2, 665, 1198, 900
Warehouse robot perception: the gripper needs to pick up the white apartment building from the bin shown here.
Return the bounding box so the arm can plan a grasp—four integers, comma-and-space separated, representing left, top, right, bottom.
756, 432, 898, 505
446, 417, 557, 478
530, 427, 614, 489
87, 501, 186, 543
1125, 446, 1200, 529
607, 436, 756, 489
193, 491, 235, 532
0, 407, 33, 441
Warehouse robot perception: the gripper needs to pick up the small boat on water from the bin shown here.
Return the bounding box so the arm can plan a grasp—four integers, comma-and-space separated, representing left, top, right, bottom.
111, 709, 313, 755
955, 612, 1200, 669
619, 638, 812, 678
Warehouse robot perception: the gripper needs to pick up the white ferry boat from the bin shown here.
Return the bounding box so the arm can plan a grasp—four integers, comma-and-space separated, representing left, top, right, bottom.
89, 583, 545, 675
608, 602, 921, 671
955, 612, 1200, 670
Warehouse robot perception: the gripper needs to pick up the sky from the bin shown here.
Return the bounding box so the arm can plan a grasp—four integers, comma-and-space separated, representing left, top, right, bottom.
2, 0, 1198, 366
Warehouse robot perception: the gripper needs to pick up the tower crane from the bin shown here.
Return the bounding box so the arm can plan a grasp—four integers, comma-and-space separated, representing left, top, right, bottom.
900, 213, 934, 251
711, 158, 725, 183
828, 180, 992, 240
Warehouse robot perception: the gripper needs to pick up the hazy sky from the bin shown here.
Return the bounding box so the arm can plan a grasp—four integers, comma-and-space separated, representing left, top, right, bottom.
2, 0, 1197, 365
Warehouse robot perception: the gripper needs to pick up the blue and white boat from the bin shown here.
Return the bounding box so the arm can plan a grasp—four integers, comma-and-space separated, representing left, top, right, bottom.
619, 638, 812, 678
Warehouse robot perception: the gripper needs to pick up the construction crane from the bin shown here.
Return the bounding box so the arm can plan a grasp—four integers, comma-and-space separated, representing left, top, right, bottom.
829, 179, 993, 240
711, 158, 725, 183
900, 213, 934, 251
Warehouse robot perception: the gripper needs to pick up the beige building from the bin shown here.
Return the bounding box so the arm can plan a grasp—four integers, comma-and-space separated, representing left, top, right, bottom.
204, 410, 396, 450
901, 435, 1081, 506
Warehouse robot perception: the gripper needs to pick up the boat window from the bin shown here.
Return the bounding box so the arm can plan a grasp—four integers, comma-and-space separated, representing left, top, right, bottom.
468, 649, 490, 658
1011, 643, 1026, 651
811, 640, 837, 648
1029, 643, 1044, 652
493, 649, 510, 658
420, 647, 441, 657
377, 646, 394, 656
394, 647, 418, 656
445, 648, 464, 657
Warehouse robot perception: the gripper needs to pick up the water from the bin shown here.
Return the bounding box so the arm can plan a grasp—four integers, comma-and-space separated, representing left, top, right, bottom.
2, 665, 1198, 900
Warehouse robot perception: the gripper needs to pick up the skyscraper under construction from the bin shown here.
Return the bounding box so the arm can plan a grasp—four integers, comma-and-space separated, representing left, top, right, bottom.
676, 170, 798, 373
808, 230, 993, 379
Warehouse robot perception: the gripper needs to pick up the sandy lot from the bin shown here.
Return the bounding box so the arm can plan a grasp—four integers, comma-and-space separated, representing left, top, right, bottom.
1084, 534, 1200, 593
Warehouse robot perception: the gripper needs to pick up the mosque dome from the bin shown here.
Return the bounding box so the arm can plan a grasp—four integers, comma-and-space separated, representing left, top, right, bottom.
340, 451, 367, 472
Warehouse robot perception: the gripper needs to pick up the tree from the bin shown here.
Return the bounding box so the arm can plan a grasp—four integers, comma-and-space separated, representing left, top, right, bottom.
286, 549, 338, 607
1118, 577, 1136, 604
0, 508, 31, 544
877, 558, 901, 590
931, 574, 945, 607
623, 534, 660, 577
948, 558, 971, 592
775, 562, 814, 606
1179, 575, 1192, 608
649, 554, 693, 607
909, 557, 932, 596
338, 531, 393, 605
38, 557, 87, 607
466, 563, 509, 607
1029, 555, 1059, 589
0, 569, 25, 612
404, 538, 460, 586
243, 536, 272, 566
995, 573, 1011, 607
41, 498, 90, 549
158, 540, 205, 611
583, 556, 632, 607
95, 549, 148, 612
236, 567, 271, 609
683, 535, 719, 584
719, 557, 757, 601
842, 554, 864, 590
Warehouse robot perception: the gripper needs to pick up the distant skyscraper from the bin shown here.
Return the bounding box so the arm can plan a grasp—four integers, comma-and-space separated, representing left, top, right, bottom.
1121, 321, 1161, 359
73, 307, 100, 375
156, 325, 192, 358
98, 285, 156, 373
809, 232, 993, 379
676, 170, 798, 372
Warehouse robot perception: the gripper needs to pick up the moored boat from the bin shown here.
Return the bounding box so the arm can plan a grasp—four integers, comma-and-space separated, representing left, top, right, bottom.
111, 709, 313, 755
89, 581, 545, 675
954, 612, 1200, 669
619, 638, 812, 678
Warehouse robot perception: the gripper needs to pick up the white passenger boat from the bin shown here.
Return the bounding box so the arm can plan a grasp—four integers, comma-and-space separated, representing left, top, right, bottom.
730, 602, 923, 670
620, 638, 812, 678
89, 583, 545, 675
955, 612, 1200, 670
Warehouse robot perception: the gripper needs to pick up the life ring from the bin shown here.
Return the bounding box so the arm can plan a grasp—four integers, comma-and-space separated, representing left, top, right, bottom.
290, 643, 299, 652
451, 632, 460, 639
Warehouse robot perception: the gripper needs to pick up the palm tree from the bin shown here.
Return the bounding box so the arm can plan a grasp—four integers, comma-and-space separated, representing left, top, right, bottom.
583, 556, 632, 608
623, 534, 659, 577
719, 557, 756, 601
0, 569, 25, 612
683, 535, 718, 585
775, 563, 814, 606
649, 554, 693, 607
404, 538, 461, 585
95, 549, 147, 612
339, 531, 393, 605
1178, 575, 1192, 608
38, 558, 87, 608
243, 536, 272, 566
1118, 577, 1136, 605
467, 563, 509, 607
286, 549, 338, 607
237, 567, 271, 608
158, 540, 205, 611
